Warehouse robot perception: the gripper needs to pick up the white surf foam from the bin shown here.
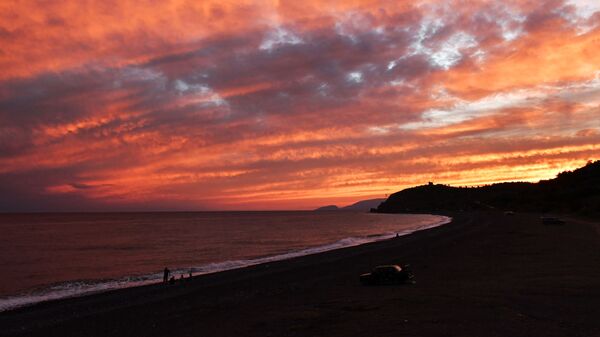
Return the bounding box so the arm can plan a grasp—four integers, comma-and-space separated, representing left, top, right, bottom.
0, 215, 451, 312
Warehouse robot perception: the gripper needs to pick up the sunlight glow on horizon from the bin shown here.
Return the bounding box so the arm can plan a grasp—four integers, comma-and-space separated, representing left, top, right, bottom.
0, 0, 599, 211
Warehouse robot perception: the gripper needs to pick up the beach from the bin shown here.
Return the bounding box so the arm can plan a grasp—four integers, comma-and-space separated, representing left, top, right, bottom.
1, 211, 599, 337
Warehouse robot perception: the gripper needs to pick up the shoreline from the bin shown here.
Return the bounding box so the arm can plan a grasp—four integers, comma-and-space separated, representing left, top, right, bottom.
0, 214, 451, 314
1, 211, 599, 337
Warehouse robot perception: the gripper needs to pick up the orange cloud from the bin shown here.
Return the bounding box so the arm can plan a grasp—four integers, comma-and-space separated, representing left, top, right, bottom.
0, 0, 599, 211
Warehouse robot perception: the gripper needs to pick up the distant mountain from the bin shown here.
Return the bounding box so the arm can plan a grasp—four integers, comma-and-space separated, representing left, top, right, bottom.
314, 198, 386, 212
314, 205, 340, 211
376, 160, 600, 215
342, 198, 386, 211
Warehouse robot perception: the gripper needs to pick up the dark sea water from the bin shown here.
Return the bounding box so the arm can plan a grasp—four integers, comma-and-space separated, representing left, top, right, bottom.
0, 211, 449, 311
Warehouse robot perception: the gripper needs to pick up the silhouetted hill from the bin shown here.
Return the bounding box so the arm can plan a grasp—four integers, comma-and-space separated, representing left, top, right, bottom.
314, 198, 386, 212
314, 205, 339, 211
376, 160, 600, 215
342, 198, 386, 211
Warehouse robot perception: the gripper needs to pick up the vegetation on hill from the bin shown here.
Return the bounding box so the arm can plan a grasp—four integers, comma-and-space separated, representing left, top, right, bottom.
376, 160, 600, 215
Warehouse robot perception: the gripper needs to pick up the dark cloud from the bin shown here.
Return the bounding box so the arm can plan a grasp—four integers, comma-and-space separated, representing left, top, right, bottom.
0, 0, 598, 210
69, 182, 114, 190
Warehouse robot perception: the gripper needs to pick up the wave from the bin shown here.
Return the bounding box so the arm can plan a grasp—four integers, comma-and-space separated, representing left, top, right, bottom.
0, 215, 451, 312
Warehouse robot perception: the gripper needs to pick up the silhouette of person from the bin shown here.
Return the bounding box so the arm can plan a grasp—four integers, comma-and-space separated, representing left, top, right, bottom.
169, 276, 175, 285
189, 269, 192, 279
163, 267, 170, 284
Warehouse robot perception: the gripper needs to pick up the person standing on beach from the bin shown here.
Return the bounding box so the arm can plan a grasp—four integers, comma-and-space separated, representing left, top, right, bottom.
163, 267, 170, 284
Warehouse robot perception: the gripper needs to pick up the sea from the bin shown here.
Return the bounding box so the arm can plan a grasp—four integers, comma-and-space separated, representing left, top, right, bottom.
0, 211, 450, 312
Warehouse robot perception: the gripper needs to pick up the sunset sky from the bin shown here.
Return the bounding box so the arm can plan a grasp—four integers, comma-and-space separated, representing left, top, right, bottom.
1, 0, 599, 211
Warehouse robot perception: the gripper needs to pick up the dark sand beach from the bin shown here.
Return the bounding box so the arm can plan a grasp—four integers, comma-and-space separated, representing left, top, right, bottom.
1, 211, 599, 337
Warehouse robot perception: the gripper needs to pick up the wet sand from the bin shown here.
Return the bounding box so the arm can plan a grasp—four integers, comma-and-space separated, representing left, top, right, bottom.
1, 211, 599, 337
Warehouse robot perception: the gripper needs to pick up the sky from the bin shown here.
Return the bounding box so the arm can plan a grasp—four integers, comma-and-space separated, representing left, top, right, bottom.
0, 0, 599, 211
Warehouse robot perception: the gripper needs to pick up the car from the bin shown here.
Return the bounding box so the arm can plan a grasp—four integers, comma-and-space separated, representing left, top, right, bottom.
541, 216, 565, 225
359, 264, 414, 285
